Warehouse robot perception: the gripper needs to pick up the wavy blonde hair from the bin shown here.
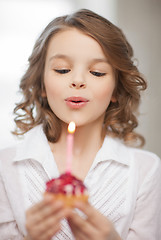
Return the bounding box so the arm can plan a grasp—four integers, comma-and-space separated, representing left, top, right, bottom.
13, 9, 147, 146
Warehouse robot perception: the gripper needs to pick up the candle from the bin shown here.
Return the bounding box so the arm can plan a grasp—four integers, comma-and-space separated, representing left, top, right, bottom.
66, 121, 76, 173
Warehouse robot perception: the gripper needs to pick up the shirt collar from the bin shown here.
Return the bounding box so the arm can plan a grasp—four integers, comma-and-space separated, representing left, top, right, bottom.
13, 125, 50, 165
95, 136, 131, 166
13, 125, 131, 166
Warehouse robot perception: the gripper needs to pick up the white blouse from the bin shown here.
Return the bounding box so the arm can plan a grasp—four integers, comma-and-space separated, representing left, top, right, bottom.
0, 125, 161, 240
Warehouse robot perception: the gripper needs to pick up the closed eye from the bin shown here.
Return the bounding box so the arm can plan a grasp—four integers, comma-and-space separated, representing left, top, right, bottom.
90, 71, 106, 77
54, 69, 71, 74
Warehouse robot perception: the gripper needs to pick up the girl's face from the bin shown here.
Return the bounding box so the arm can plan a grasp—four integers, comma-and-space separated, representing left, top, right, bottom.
44, 28, 116, 127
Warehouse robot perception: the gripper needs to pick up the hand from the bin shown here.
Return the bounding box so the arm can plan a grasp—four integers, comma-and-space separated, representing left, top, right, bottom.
25, 194, 69, 240
67, 201, 121, 240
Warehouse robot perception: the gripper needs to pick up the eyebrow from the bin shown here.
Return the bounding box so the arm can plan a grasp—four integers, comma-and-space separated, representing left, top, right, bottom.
49, 54, 70, 62
49, 54, 110, 64
91, 58, 110, 64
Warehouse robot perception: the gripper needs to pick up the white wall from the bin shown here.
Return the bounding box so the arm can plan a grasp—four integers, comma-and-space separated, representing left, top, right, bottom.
73, 0, 117, 24
116, 0, 161, 157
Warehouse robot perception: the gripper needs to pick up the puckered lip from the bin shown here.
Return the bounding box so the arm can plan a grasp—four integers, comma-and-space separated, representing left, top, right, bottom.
65, 96, 89, 103
65, 96, 89, 109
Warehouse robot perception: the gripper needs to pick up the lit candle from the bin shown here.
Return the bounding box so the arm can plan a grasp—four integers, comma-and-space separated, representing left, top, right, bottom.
66, 121, 76, 173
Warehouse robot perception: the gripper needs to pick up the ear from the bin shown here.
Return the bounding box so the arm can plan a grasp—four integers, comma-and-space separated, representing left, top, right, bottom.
111, 96, 117, 103
41, 90, 46, 98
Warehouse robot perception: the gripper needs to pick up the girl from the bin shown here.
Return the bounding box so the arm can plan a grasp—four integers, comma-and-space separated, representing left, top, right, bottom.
0, 9, 161, 240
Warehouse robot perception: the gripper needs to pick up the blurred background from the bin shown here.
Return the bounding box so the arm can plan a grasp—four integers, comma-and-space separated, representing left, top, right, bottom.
0, 0, 161, 157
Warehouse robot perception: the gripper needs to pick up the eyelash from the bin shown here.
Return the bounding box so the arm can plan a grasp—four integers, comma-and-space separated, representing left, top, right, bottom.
54, 69, 106, 77
54, 69, 71, 74
90, 71, 106, 77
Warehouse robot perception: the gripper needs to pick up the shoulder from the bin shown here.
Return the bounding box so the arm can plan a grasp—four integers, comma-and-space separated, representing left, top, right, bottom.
0, 134, 26, 170
115, 136, 160, 166
0, 125, 44, 162
129, 147, 161, 173
0, 145, 17, 161
105, 136, 161, 176
0, 144, 18, 172
115, 139, 161, 197
122, 142, 161, 185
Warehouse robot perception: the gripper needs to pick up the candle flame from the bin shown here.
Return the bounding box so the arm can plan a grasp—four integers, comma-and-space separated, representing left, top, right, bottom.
68, 121, 76, 134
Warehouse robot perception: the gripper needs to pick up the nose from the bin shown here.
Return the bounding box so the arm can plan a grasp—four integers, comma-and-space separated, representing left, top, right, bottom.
70, 81, 86, 89
70, 75, 87, 89
69, 69, 87, 89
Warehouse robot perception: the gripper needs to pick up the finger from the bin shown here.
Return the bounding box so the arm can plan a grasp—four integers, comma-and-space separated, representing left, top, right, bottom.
68, 219, 87, 240
68, 210, 97, 239
26, 194, 55, 216
34, 200, 64, 222
39, 223, 61, 240
75, 202, 113, 232
38, 207, 70, 233
74, 202, 118, 239
27, 208, 70, 240
75, 202, 105, 225
26, 199, 64, 226
32, 217, 61, 240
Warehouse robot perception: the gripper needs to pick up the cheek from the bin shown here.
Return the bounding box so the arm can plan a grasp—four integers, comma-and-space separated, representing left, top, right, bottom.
95, 84, 115, 103
44, 76, 62, 99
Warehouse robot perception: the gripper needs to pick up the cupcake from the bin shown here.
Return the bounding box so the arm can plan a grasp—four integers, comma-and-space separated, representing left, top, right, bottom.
45, 172, 88, 207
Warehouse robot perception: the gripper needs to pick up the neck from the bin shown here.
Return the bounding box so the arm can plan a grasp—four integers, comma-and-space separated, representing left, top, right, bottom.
61, 120, 104, 154
49, 120, 106, 178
